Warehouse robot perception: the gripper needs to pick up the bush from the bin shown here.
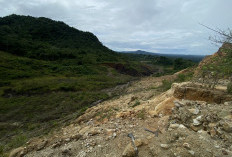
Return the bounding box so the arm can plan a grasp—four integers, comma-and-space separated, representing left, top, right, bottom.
227, 82, 232, 94
160, 80, 172, 91
7, 135, 28, 149
137, 109, 146, 119
176, 74, 186, 82
176, 72, 193, 82
131, 100, 140, 108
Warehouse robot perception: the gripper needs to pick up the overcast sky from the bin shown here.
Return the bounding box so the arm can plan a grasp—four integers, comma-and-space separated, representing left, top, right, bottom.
1, 0, 232, 55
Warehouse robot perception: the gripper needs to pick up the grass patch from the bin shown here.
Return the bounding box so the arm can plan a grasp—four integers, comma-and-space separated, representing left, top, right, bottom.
131, 100, 141, 108
0, 91, 110, 154
96, 108, 115, 121
137, 108, 146, 120
0, 134, 28, 157
175, 72, 193, 82
0, 51, 136, 154
159, 80, 173, 91
6, 135, 28, 150
227, 82, 232, 94
157, 71, 194, 92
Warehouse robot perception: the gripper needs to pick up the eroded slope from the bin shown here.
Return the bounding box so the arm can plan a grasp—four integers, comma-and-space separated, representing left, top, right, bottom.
9, 74, 232, 157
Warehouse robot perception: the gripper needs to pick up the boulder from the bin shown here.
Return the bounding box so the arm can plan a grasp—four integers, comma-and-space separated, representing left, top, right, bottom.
160, 144, 169, 149
188, 108, 200, 115
122, 143, 136, 157
36, 139, 48, 151
122, 139, 147, 157
222, 121, 232, 133
152, 97, 177, 116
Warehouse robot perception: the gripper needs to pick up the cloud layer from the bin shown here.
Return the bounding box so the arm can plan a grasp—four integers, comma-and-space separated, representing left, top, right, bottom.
1, 0, 232, 55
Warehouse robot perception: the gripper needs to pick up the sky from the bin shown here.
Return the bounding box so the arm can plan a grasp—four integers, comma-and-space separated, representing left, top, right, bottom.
0, 0, 232, 55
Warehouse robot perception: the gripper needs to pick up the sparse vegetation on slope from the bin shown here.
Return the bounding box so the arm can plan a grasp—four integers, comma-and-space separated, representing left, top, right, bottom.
227, 82, 232, 94
195, 43, 232, 89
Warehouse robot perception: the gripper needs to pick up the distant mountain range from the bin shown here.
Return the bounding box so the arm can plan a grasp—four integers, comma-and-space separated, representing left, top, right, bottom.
120, 50, 206, 62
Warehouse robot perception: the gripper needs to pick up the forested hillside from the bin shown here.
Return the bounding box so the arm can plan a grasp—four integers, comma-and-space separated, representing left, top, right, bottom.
0, 14, 117, 61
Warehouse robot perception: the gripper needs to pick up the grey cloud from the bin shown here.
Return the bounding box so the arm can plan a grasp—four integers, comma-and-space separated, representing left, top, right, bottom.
1, 0, 232, 55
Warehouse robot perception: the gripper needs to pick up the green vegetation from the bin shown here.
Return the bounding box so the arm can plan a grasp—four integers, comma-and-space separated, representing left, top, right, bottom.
157, 71, 194, 91
160, 80, 173, 91
96, 107, 116, 121
199, 43, 232, 89
0, 14, 113, 60
0, 51, 133, 155
175, 72, 194, 82
227, 82, 232, 94
131, 100, 141, 108
123, 53, 195, 75
137, 108, 146, 120
0, 14, 196, 156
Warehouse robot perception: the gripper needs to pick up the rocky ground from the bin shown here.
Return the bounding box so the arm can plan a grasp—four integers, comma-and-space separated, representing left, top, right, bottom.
9, 73, 232, 157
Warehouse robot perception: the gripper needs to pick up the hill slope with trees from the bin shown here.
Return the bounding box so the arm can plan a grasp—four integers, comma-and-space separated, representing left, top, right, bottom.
0, 14, 116, 61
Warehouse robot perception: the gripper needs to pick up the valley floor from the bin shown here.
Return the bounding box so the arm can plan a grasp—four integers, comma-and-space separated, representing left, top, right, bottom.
9, 73, 232, 157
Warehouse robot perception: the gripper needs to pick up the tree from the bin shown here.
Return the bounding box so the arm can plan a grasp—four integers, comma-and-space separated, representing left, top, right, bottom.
200, 23, 232, 45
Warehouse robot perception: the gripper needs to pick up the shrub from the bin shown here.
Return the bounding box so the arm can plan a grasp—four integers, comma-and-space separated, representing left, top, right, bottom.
160, 80, 172, 91
176, 74, 186, 82
0, 145, 3, 155
132, 100, 140, 108
7, 135, 27, 149
227, 82, 232, 94
176, 72, 193, 82
59, 85, 76, 91
137, 109, 146, 119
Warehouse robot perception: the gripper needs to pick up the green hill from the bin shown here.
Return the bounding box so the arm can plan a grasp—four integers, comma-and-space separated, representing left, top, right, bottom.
0, 14, 116, 61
